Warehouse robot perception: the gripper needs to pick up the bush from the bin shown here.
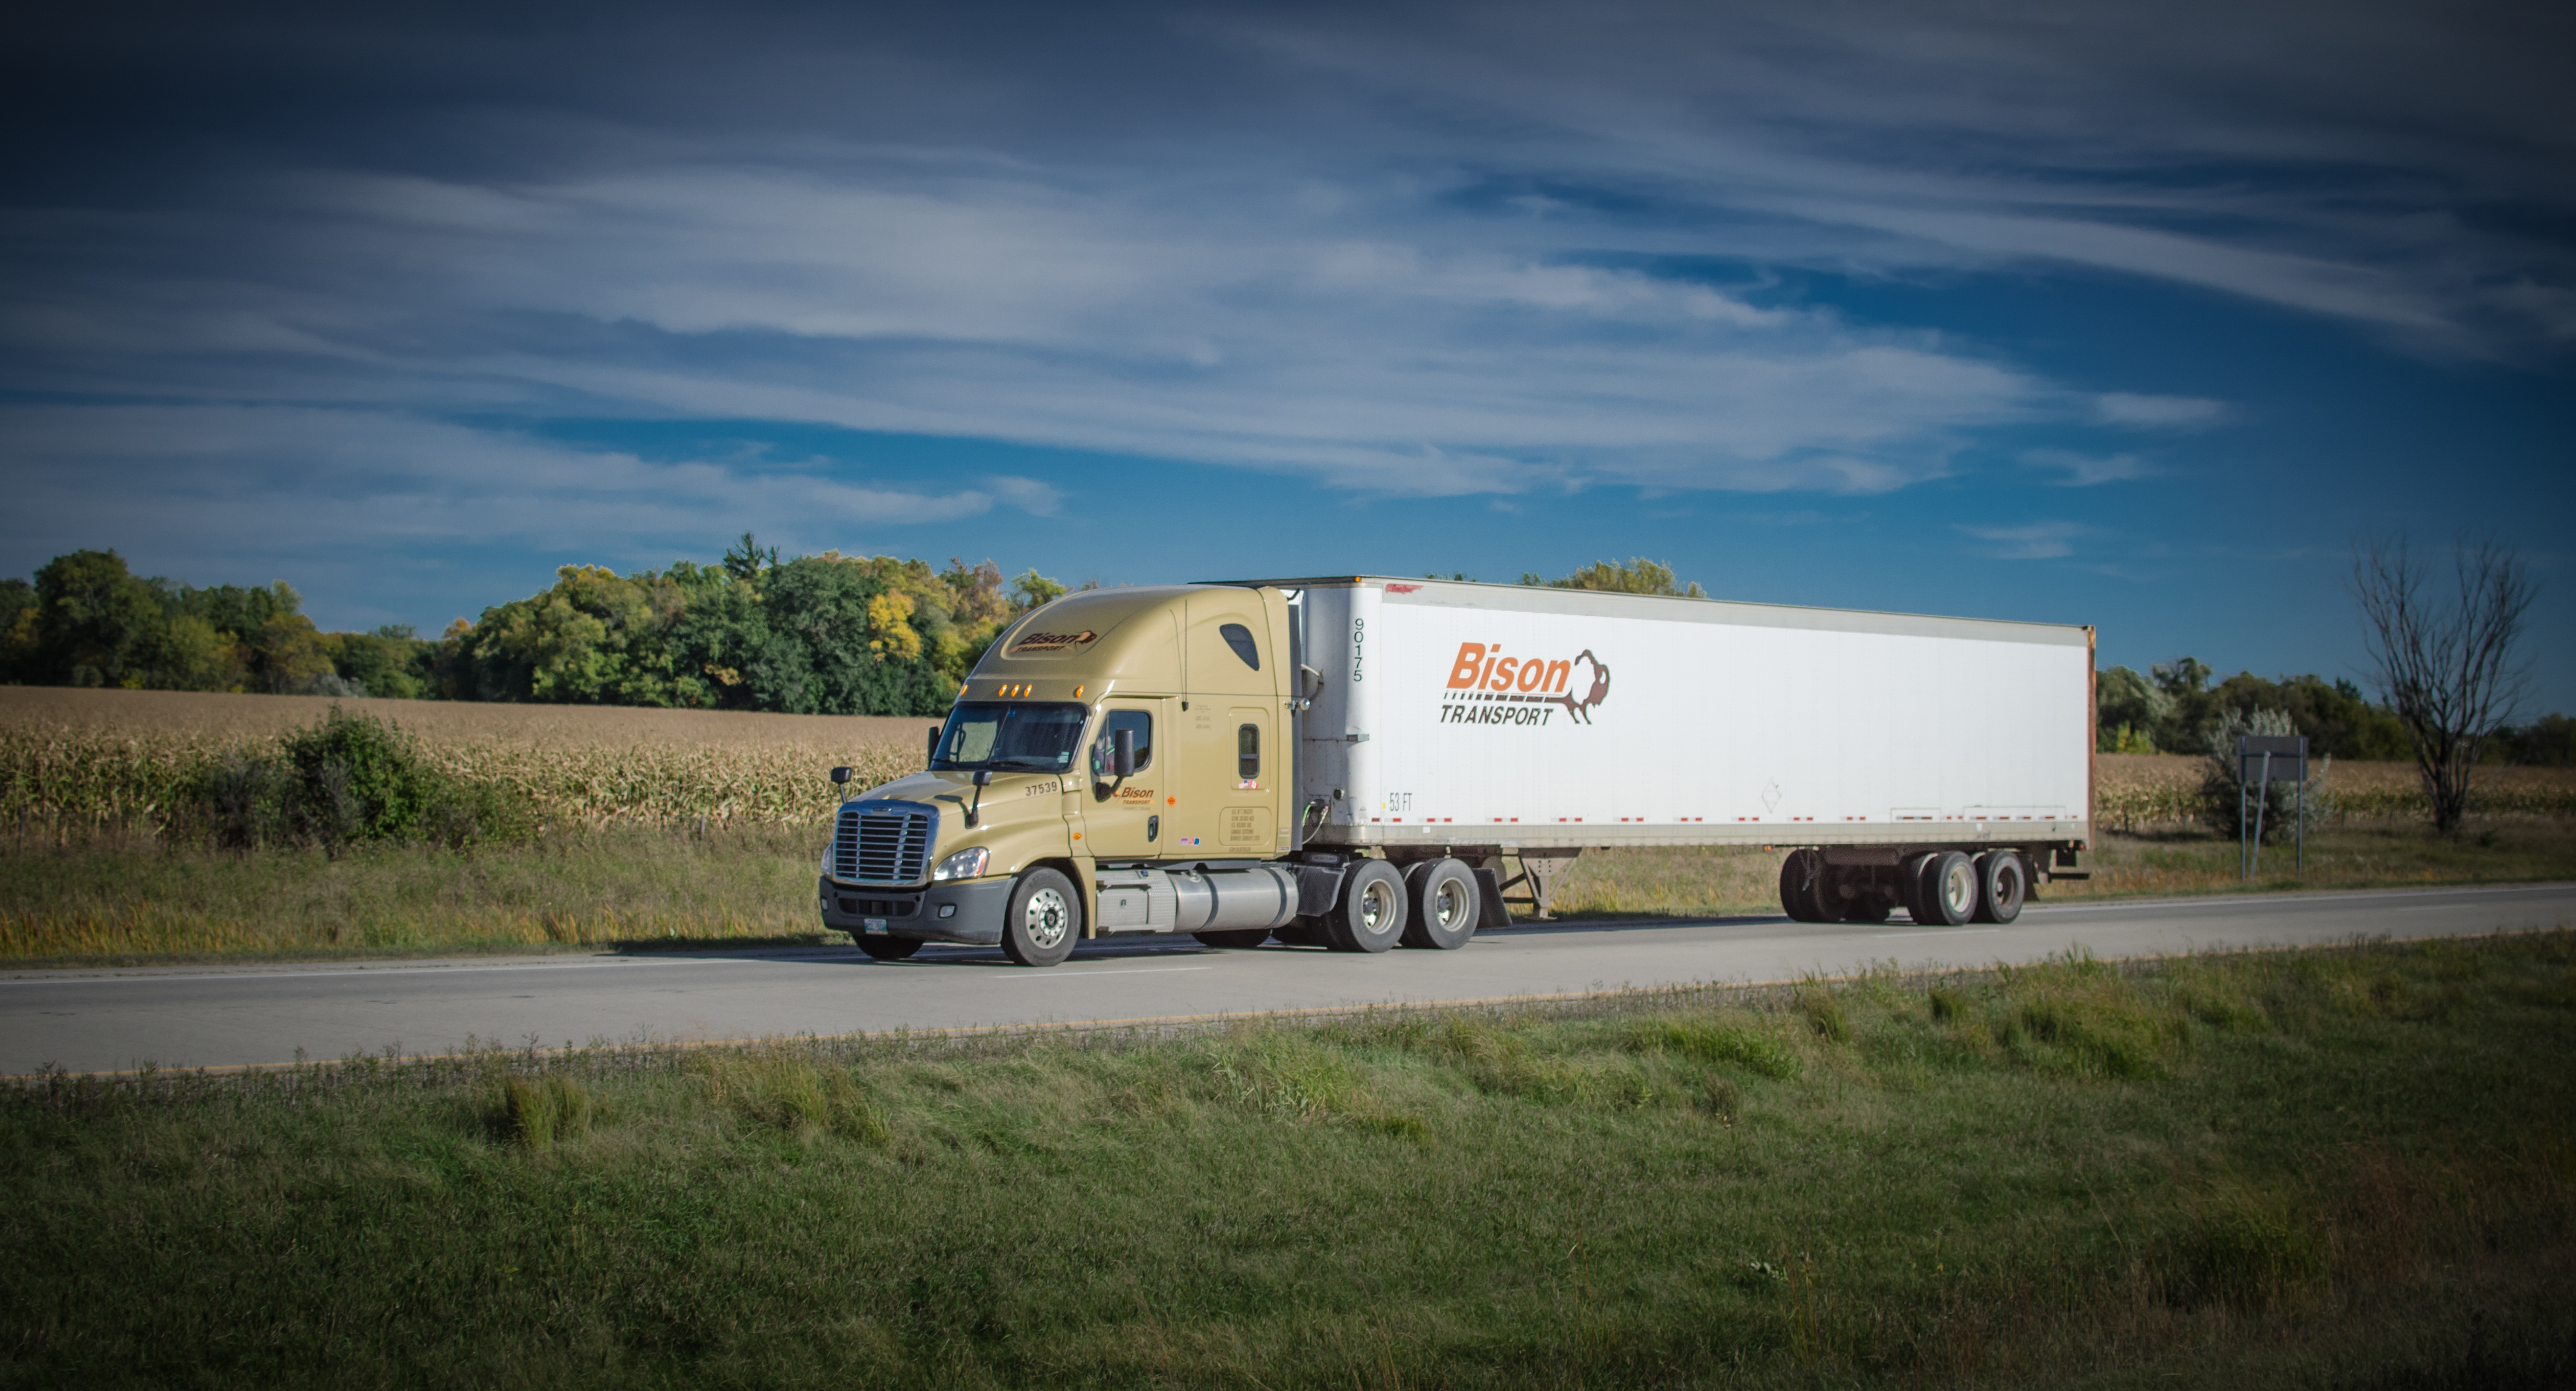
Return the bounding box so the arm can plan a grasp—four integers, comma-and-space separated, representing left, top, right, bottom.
2201, 708, 2334, 843
174, 707, 525, 852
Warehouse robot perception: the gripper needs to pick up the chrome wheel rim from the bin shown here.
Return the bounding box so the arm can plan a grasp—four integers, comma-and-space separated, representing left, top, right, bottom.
1023, 887, 1072, 950
1434, 878, 1467, 930
1942, 863, 1975, 916
1358, 879, 1395, 934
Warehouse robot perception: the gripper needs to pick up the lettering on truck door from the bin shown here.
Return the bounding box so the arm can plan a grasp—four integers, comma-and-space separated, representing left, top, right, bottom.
1083, 700, 1165, 857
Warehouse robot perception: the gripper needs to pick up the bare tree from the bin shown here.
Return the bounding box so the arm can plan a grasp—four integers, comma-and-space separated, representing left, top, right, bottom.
2352, 534, 2537, 834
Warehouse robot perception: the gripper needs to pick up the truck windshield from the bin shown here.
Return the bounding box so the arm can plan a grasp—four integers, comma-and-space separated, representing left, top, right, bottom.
931, 702, 1088, 773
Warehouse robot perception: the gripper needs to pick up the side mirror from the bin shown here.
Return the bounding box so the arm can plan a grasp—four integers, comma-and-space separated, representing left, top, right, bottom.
925, 726, 940, 764
830, 766, 852, 785
1112, 728, 1137, 778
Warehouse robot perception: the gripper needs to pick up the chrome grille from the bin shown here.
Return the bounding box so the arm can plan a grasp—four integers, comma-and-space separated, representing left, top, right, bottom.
832, 802, 934, 884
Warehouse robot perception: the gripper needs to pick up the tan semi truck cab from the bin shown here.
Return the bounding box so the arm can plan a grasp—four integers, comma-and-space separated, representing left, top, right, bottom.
816, 583, 1426, 965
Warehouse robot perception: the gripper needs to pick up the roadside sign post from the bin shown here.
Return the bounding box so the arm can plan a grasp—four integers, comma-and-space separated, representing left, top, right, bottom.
2238, 734, 2309, 880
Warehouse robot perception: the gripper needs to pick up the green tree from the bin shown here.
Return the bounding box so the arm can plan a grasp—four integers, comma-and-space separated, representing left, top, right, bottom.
30, 549, 167, 687
1537, 558, 1707, 597
2095, 665, 2170, 752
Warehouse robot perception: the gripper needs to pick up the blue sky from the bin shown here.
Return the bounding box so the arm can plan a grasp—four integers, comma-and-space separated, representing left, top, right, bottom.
4, 0, 2571, 708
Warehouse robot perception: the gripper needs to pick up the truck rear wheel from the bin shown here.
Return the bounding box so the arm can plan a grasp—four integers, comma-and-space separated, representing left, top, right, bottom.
1400, 859, 1479, 950
1000, 868, 1080, 967
1327, 860, 1407, 952
1973, 852, 2026, 924
1914, 851, 1979, 926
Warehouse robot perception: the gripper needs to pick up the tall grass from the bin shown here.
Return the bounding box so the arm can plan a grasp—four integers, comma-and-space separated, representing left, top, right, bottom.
6, 934, 2573, 1387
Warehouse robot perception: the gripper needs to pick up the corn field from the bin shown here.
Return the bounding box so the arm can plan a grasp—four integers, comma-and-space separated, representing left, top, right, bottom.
5, 692, 2573, 840
1, 697, 929, 837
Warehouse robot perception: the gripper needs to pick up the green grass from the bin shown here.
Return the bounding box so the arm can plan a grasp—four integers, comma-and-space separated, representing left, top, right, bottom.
0, 824, 836, 963
6, 935, 2575, 1388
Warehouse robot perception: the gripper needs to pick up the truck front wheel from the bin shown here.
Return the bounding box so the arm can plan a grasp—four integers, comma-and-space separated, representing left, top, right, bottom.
1000, 868, 1080, 967
1328, 860, 1407, 952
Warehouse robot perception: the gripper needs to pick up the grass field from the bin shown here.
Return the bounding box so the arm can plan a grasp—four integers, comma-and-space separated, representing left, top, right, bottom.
6, 934, 2572, 1387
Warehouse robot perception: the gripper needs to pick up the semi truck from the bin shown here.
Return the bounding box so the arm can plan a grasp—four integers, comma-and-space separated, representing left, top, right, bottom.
818, 577, 2094, 966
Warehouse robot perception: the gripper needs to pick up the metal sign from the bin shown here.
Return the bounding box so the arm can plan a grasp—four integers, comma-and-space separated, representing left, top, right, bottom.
2238, 733, 2309, 880
2237, 734, 2308, 786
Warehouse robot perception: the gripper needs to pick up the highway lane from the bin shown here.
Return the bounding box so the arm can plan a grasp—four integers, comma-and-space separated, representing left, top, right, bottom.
5, 881, 2571, 1075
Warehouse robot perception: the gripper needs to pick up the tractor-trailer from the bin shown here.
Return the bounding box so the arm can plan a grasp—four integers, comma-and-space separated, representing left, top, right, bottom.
818, 577, 2094, 966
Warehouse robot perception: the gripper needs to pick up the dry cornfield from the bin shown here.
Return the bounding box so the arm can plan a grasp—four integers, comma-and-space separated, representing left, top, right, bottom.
2093, 752, 2576, 829
5, 688, 2573, 836
1, 687, 930, 833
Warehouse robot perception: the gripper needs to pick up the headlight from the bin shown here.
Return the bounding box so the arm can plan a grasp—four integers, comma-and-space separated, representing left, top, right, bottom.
933, 846, 991, 881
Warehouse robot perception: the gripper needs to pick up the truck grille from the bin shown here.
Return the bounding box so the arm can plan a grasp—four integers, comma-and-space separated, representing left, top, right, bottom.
832, 802, 934, 884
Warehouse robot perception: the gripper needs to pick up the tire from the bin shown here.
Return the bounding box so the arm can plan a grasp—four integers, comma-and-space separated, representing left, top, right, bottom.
1973, 852, 2026, 924
855, 934, 923, 961
1193, 929, 1272, 948
1779, 850, 1832, 922
1778, 853, 1815, 922
1400, 859, 1479, 950
1000, 868, 1080, 967
1327, 860, 1407, 953
1914, 850, 1979, 926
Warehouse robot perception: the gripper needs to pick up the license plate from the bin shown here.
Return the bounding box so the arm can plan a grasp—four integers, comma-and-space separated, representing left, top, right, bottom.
862, 918, 889, 934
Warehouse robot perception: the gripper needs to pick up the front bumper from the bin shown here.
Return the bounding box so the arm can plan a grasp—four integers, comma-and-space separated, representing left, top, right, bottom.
818, 875, 1015, 946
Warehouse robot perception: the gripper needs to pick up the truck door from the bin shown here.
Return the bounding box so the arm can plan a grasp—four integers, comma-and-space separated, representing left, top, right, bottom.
1221, 706, 1276, 854
1081, 700, 1165, 858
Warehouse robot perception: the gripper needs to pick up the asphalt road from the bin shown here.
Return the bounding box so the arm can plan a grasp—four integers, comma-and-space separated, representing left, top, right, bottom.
7, 882, 2572, 1075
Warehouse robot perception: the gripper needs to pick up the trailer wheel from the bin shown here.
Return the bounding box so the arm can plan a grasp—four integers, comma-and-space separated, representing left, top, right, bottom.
855, 934, 923, 961
1193, 929, 1272, 948
1778, 850, 1831, 922
1973, 852, 2026, 924
1327, 860, 1407, 952
1777, 855, 1811, 921
999, 867, 1080, 967
1914, 851, 1979, 926
1400, 859, 1479, 950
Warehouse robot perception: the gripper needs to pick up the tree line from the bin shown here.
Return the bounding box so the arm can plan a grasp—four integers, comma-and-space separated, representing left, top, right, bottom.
0, 537, 1072, 718
4, 543, 2564, 762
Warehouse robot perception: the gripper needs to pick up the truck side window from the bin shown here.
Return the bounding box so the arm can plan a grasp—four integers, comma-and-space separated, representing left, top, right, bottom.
1090, 709, 1152, 777
1219, 622, 1260, 671
1238, 722, 1259, 780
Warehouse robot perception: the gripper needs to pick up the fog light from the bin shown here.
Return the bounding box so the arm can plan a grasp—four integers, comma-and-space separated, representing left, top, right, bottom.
938, 903, 956, 918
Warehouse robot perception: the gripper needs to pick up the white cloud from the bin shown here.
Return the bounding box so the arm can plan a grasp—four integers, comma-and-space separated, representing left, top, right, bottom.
1956, 521, 2088, 559
2024, 449, 2149, 486
0, 404, 1032, 567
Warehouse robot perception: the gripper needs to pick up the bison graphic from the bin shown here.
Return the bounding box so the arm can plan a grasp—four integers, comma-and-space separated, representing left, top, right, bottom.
1547, 649, 1611, 724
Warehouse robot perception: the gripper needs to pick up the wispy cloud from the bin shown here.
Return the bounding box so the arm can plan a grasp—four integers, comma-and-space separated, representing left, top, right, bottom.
2024, 449, 2150, 487
1956, 521, 2089, 560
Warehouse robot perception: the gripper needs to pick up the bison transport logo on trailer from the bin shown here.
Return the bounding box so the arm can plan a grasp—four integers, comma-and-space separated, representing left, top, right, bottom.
1439, 642, 1610, 727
